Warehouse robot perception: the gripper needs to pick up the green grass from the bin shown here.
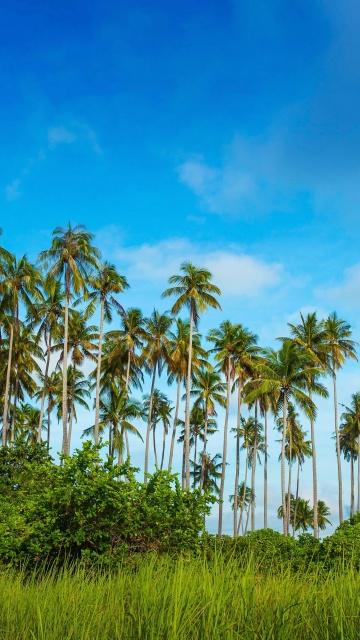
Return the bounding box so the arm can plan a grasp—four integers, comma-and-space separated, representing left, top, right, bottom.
0, 555, 359, 639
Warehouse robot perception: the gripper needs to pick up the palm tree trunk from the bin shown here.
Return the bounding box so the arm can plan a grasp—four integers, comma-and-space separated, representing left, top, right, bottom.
200, 406, 209, 491
309, 387, 318, 539
239, 448, 249, 535
333, 372, 343, 524
251, 402, 258, 532
218, 367, 231, 539
67, 365, 76, 455
160, 426, 166, 471
264, 411, 268, 529
152, 423, 158, 468
108, 423, 112, 457
168, 376, 180, 471
11, 375, 19, 447
47, 401, 51, 452
234, 382, 242, 536
2, 316, 15, 445
350, 453, 355, 516
182, 441, 185, 488
281, 394, 288, 535
193, 434, 197, 486
287, 426, 293, 534
358, 433, 360, 513
244, 501, 251, 535
144, 366, 156, 483
62, 268, 70, 455
124, 352, 132, 463
125, 430, 130, 460
184, 313, 194, 489
293, 459, 300, 537
38, 333, 51, 443
94, 297, 105, 445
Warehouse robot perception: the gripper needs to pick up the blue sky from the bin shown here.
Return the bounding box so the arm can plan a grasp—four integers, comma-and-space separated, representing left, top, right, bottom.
2, 0, 360, 534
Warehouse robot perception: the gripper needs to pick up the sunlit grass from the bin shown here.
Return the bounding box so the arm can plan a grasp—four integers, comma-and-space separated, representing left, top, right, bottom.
0, 555, 359, 639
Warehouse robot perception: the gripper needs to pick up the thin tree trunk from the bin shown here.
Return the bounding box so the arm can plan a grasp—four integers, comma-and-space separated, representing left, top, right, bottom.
152, 423, 158, 468
244, 502, 251, 535
11, 375, 19, 447
182, 441, 185, 488
47, 401, 51, 452
251, 402, 258, 532
2, 317, 15, 445
309, 387, 318, 538
293, 459, 301, 537
358, 432, 360, 513
124, 351, 131, 463
218, 367, 231, 539
168, 376, 181, 471
281, 394, 288, 535
160, 426, 166, 471
108, 423, 112, 457
264, 411, 268, 529
62, 269, 70, 455
125, 430, 130, 460
200, 405, 209, 491
38, 333, 52, 443
94, 297, 104, 445
350, 453, 355, 516
193, 434, 197, 486
234, 382, 242, 536
67, 365, 76, 455
287, 425, 293, 534
333, 372, 343, 524
239, 447, 249, 535
144, 367, 156, 482
184, 313, 194, 489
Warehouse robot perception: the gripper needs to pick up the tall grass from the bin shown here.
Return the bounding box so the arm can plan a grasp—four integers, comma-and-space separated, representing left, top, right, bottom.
0, 554, 359, 639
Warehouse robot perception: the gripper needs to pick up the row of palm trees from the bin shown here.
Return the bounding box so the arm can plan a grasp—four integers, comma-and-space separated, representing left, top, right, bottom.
0, 224, 359, 538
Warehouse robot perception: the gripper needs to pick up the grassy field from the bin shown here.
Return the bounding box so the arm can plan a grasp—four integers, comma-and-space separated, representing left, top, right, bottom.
0, 555, 359, 639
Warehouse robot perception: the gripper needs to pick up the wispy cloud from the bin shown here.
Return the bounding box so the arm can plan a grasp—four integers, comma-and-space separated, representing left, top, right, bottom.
48, 126, 76, 146
316, 263, 360, 310
5, 179, 22, 201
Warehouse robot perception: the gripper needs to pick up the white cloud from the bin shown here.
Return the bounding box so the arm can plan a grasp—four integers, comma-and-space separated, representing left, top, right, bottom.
316, 263, 360, 309
47, 123, 103, 154
48, 126, 77, 147
5, 179, 21, 201
113, 237, 282, 298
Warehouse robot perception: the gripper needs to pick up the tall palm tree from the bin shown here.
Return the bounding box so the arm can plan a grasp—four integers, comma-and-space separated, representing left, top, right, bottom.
142, 310, 172, 481
323, 313, 358, 524
17, 403, 47, 446
0, 253, 41, 445
191, 452, 222, 495
208, 320, 242, 538
230, 482, 252, 536
166, 318, 208, 474
162, 262, 221, 489
340, 392, 360, 512
143, 389, 172, 470
247, 340, 320, 535
38, 223, 100, 453
177, 404, 218, 484
339, 412, 359, 516
286, 312, 329, 538
28, 280, 64, 442
86, 262, 129, 444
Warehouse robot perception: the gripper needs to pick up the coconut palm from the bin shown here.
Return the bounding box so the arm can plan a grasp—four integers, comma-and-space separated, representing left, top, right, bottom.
191, 452, 222, 495
286, 312, 329, 538
230, 482, 252, 535
340, 392, 360, 512
86, 261, 129, 444
143, 389, 172, 470
17, 403, 47, 446
0, 253, 41, 445
142, 310, 172, 481
55, 365, 91, 451
38, 223, 100, 453
177, 404, 218, 486
28, 280, 64, 442
339, 413, 358, 516
162, 262, 221, 489
247, 340, 320, 535
323, 313, 358, 524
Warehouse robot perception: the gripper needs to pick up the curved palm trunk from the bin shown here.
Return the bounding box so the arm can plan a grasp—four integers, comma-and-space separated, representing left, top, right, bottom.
234, 382, 242, 536
281, 394, 288, 535
160, 426, 166, 471
287, 426, 293, 534
152, 423, 158, 469
350, 453, 355, 516
62, 269, 70, 455
47, 401, 51, 452
2, 317, 15, 446
67, 365, 76, 455
264, 411, 268, 529
184, 314, 194, 489
333, 372, 343, 524
38, 333, 52, 443
11, 375, 19, 447
144, 367, 156, 482
238, 448, 249, 536
168, 376, 181, 471
251, 402, 258, 532
218, 367, 231, 539
293, 459, 301, 537
94, 297, 105, 445
309, 388, 318, 539
244, 501, 251, 535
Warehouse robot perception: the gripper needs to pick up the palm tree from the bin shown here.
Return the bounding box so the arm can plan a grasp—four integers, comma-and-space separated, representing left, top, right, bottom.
38, 223, 100, 453
142, 310, 172, 481
190, 368, 226, 489
0, 253, 41, 445
247, 340, 320, 535
162, 262, 221, 489
28, 279, 64, 442
178, 404, 218, 484
87, 262, 129, 444
339, 413, 358, 516
317, 500, 331, 531
323, 313, 358, 524
208, 321, 243, 538
230, 482, 252, 535
340, 392, 360, 512
17, 403, 47, 446
286, 312, 329, 538
166, 318, 208, 474
191, 452, 222, 495
143, 389, 172, 470
55, 365, 91, 442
